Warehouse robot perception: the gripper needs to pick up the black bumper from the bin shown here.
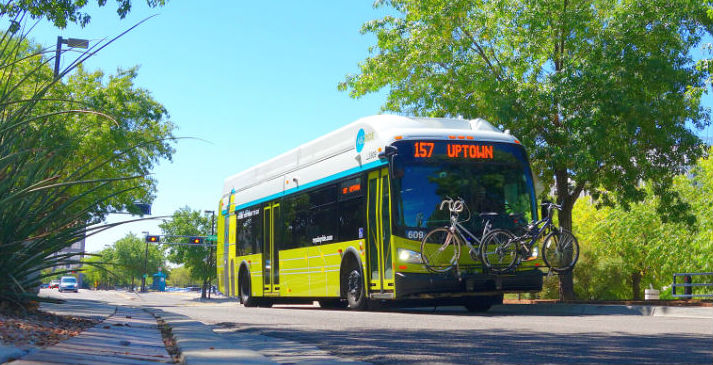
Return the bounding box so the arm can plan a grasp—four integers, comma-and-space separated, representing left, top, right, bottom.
394, 269, 543, 298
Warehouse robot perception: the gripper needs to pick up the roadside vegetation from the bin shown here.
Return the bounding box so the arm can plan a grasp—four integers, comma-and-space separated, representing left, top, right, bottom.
0, 1, 170, 309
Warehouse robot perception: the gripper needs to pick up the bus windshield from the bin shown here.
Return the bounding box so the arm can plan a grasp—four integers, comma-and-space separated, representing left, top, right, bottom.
391, 140, 536, 238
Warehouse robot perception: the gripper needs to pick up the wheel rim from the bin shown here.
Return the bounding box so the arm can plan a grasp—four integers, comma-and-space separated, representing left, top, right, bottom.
482, 231, 517, 272
544, 230, 578, 270
421, 228, 459, 272
347, 270, 362, 302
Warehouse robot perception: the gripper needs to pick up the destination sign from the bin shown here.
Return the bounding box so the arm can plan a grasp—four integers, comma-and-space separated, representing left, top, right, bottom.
413, 142, 494, 160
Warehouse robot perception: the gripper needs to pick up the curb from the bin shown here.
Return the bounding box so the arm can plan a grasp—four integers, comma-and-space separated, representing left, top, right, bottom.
0, 344, 29, 364
491, 303, 713, 317
146, 308, 278, 365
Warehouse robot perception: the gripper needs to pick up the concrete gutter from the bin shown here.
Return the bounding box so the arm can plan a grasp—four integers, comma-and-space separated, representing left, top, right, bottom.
146, 308, 278, 365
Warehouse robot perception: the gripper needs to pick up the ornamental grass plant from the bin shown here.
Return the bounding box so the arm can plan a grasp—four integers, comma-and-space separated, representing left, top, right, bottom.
0, 13, 174, 309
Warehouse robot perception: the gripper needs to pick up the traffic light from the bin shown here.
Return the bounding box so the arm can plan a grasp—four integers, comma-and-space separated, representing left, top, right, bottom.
189, 237, 203, 244
146, 235, 160, 243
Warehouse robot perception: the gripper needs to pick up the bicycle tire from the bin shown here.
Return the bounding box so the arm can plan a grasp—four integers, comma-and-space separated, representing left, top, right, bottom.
479, 229, 518, 273
420, 227, 461, 273
542, 228, 580, 272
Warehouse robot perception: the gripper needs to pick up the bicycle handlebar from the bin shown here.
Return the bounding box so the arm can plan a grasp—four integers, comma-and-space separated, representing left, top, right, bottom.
540, 202, 562, 210
440, 197, 465, 214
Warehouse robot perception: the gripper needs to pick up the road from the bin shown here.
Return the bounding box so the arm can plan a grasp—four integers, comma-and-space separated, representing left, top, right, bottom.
44, 289, 713, 365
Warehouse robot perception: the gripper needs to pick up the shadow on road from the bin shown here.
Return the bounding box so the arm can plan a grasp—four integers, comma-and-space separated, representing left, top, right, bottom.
222, 322, 712, 365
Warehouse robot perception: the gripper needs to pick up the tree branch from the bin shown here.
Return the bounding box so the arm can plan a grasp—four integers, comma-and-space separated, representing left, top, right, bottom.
460, 27, 503, 81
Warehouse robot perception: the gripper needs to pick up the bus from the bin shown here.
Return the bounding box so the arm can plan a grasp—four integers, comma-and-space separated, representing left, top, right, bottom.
216, 115, 543, 311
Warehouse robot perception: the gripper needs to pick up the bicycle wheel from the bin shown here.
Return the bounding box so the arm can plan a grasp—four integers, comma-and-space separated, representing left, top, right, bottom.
479, 229, 518, 273
542, 228, 580, 272
420, 227, 461, 273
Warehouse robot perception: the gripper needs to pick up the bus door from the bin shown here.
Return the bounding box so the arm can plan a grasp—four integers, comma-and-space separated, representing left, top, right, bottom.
263, 203, 280, 295
367, 168, 394, 296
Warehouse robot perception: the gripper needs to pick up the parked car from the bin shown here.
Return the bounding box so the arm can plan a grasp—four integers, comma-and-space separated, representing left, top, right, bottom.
58, 276, 78, 293
49, 280, 60, 289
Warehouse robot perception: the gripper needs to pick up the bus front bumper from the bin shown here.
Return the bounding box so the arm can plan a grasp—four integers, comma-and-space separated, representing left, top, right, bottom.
394, 269, 543, 298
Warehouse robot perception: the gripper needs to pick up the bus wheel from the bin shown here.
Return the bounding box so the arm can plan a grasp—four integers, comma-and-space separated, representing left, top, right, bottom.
239, 269, 257, 307
346, 266, 368, 310
464, 294, 503, 313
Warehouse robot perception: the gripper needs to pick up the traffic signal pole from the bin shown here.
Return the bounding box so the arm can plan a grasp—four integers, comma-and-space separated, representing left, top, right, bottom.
141, 237, 148, 292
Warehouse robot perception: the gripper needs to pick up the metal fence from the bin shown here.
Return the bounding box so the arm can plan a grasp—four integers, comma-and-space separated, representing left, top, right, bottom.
672, 272, 713, 298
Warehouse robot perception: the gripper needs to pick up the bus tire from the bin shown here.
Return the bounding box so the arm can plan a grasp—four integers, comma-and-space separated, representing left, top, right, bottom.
463, 294, 503, 313
345, 265, 368, 310
239, 268, 257, 308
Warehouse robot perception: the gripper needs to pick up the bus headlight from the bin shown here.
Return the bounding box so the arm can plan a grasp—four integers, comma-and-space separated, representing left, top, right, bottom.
398, 248, 422, 264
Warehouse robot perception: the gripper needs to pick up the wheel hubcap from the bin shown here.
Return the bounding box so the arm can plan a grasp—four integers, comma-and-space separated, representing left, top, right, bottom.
347, 270, 362, 301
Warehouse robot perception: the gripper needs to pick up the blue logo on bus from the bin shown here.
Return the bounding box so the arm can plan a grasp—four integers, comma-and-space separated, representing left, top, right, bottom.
355, 128, 365, 153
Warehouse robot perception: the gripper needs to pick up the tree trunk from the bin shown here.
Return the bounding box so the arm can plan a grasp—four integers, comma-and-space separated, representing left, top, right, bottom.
201, 278, 208, 299
555, 168, 577, 301
631, 272, 642, 300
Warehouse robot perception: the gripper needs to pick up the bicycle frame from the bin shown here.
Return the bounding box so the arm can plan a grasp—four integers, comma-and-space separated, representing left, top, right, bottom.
512, 206, 556, 254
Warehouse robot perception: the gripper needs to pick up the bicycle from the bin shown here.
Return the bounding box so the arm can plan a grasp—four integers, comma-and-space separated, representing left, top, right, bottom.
419, 198, 498, 273
479, 202, 579, 274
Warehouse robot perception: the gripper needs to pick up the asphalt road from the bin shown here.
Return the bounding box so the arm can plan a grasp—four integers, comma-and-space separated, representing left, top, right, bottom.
44, 289, 713, 365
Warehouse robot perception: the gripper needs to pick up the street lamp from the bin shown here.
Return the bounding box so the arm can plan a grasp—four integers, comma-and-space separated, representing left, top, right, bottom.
54, 36, 89, 78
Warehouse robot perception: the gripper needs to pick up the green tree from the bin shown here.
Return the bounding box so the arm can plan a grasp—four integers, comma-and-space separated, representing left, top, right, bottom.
113, 233, 165, 290
159, 207, 215, 299
82, 247, 117, 289
59, 65, 175, 221
166, 265, 194, 288
340, 0, 712, 299
0, 0, 168, 28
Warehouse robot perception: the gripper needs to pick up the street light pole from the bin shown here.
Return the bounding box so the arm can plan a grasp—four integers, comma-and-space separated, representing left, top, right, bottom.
54, 36, 89, 78
141, 231, 149, 292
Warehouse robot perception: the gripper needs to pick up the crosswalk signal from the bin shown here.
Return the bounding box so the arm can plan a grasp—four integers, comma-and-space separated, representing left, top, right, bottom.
146, 235, 160, 243
190, 237, 203, 244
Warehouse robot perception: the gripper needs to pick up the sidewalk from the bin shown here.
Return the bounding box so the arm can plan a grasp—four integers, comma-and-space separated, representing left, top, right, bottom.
6, 306, 172, 365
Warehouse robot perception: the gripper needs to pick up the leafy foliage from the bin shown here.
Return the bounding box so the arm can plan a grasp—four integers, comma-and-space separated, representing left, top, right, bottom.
159, 207, 215, 298
571, 150, 713, 299
0, 0, 168, 28
341, 0, 713, 299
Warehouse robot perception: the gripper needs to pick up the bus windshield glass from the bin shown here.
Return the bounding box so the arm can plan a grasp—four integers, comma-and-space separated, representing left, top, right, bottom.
391, 140, 536, 238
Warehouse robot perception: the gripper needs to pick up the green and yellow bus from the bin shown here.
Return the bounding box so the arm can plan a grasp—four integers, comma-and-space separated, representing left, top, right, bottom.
216, 115, 543, 311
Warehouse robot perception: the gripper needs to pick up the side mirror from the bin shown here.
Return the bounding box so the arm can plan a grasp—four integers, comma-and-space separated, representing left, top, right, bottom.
379, 145, 399, 180
378, 145, 398, 160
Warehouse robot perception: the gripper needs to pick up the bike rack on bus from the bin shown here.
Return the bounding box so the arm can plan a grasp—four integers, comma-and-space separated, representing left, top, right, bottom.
672, 272, 713, 298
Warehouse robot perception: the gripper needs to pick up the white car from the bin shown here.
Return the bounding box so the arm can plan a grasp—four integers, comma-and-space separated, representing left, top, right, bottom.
58, 276, 78, 293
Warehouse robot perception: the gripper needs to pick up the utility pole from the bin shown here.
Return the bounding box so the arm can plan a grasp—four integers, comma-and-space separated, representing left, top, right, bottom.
141, 231, 149, 292
204, 210, 215, 299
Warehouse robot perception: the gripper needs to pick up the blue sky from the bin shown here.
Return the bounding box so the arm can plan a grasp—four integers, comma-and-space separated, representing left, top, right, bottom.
32, 2, 392, 252
30, 2, 713, 253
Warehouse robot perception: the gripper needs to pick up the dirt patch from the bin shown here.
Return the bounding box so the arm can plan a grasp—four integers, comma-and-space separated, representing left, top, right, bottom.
0, 308, 98, 347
